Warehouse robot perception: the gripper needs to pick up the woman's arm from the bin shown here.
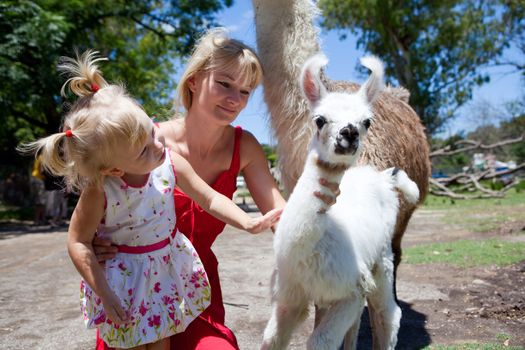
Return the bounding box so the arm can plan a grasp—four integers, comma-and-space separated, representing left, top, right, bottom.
239, 131, 287, 215
92, 236, 117, 263
171, 150, 281, 234
68, 187, 127, 323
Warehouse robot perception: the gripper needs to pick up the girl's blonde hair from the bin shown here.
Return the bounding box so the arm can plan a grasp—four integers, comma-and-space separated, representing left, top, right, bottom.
18, 50, 151, 192
176, 28, 263, 111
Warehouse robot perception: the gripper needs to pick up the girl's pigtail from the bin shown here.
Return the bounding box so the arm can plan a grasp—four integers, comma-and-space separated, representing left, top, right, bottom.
17, 131, 70, 178
58, 50, 108, 97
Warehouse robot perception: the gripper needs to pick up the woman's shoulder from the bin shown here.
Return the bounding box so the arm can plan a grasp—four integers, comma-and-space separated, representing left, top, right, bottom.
157, 119, 183, 150
239, 128, 260, 147
239, 128, 266, 169
157, 119, 177, 135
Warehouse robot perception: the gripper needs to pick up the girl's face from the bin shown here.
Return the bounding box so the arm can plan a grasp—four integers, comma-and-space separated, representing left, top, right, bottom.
109, 117, 166, 177
189, 70, 252, 125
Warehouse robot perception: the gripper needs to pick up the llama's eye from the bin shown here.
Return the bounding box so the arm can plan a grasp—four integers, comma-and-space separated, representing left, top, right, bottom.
314, 115, 327, 130
363, 118, 371, 130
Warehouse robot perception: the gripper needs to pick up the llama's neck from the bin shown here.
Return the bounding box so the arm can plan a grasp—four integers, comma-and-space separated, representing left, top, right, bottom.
290, 151, 347, 210
253, 0, 321, 194
278, 150, 348, 252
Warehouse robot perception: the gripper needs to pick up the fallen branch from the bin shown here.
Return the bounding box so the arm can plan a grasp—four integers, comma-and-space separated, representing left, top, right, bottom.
430, 134, 524, 158
467, 174, 505, 197
482, 162, 525, 180
428, 178, 515, 199
432, 163, 524, 186
433, 170, 491, 185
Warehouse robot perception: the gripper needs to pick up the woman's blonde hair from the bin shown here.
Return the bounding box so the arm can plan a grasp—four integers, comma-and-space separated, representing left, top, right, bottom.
175, 28, 263, 111
18, 50, 151, 192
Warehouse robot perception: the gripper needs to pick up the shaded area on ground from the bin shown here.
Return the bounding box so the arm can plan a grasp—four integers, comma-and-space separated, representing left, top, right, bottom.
0, 220, 68, 240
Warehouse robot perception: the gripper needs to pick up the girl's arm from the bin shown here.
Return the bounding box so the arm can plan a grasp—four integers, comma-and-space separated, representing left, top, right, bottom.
171, 150, 282, 234
68, 187, 127, 323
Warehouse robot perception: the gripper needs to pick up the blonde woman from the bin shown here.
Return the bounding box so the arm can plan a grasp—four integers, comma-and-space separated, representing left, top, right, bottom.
94, 29, 339, 350
19, 50, 281, 350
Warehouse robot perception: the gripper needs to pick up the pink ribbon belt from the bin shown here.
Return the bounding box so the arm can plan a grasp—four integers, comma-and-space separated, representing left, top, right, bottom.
116, 229, 177, 254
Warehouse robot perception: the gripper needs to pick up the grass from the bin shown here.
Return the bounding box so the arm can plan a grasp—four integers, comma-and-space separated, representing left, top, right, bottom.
421, 333, 524, 349
422, 344, 524, 350
423, 188, 525, 210
422, 189, 525, 233
403, 238, 525, 267
0, 203, 33, 221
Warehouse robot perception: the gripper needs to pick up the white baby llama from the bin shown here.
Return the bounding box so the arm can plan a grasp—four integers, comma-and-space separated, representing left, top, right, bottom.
261, 53, 420, 350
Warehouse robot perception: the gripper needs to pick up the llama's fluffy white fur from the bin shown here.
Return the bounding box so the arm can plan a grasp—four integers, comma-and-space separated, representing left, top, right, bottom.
261, 54, 419, 350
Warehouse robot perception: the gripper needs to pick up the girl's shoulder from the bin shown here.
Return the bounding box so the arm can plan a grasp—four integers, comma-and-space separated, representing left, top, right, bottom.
77, 185, 105, 213
80, 185, 105, 198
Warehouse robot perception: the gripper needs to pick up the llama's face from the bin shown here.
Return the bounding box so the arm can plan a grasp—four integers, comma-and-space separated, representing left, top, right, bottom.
310, 93, 373, 164
300, 53, 384, 165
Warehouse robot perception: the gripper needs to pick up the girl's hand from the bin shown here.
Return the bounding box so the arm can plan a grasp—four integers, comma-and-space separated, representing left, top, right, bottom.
246, 208, 283, 234
92, 236, 118, 264
314, 178, 341, 206
101, 291, 128, 324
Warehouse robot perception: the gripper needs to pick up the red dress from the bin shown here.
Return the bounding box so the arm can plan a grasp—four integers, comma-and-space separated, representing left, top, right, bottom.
96, 126, 242, 350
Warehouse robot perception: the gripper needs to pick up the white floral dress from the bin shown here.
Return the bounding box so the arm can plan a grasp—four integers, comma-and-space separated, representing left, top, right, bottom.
80, 151, 211, 348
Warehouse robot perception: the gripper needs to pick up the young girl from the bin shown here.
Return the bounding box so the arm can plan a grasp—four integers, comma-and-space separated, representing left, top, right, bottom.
19, 50, 281, 350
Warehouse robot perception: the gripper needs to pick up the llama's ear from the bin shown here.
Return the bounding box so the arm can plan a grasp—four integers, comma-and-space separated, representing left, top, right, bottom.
300, 53, 328, 106
358, 55, 384, 104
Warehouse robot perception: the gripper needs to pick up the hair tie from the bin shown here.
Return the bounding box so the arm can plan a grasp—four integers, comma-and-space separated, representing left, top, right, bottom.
91, 83, 100, 93
65, 130, 74, 138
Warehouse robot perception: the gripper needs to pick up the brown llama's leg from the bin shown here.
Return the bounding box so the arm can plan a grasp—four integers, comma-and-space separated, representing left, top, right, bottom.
391, 204, 416, 300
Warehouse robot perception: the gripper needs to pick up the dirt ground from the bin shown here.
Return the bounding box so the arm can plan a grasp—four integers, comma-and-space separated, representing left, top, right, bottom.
0, 207, 524, 349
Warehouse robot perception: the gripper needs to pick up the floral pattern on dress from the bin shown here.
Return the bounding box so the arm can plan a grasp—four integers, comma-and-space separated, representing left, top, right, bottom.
80, 151, 211, 349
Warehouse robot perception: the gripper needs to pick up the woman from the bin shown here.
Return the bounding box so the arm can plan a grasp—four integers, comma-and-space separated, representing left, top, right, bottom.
94, 28, 338, 350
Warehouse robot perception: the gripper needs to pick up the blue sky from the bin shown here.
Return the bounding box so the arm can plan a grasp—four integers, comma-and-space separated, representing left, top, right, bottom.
180, 2, 523, 144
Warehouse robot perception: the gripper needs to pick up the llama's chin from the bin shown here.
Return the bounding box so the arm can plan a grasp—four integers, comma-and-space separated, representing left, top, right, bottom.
334, 141, 358, 155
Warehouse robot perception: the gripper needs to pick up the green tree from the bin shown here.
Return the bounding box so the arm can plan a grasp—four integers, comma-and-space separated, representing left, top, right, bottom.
494, 0, 524, 76
318, 0, 520, 135
261, 143, 278, 168
0, 0, 232, 173
497, 114, 525, 163
465, 96, 525, 162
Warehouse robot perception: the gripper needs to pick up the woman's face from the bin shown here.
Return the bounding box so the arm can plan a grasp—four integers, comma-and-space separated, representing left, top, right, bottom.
189, 69, 252, 125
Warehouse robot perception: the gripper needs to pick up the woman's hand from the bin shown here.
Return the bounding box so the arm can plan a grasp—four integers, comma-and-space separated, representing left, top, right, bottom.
92, 236, 117, 264
314, 178, 341, 206
101, 291, 128, 324
246, 208, 283, 234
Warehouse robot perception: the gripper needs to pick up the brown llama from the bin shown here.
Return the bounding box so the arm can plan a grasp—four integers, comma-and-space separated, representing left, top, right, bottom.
252, 0, 431, 279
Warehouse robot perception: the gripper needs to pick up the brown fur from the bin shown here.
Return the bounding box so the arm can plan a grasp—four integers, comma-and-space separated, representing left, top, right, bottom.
315, 156, 351, 174
252, 0, 431, 278
329, 79, 431, 274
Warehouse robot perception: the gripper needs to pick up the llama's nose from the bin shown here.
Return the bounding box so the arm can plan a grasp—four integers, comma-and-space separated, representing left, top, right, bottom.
335, 124, 359, 154
339, 124, 359, 142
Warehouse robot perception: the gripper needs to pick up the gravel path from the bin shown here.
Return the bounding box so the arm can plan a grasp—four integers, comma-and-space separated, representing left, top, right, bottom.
1, 208, 523, 349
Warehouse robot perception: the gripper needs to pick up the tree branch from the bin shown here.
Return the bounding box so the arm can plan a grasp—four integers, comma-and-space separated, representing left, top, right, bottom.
482, 162, 525, 180
130, 17, 166, 39
432, 163, 524, 186
430, 134, 525, 157
429, 178, 509, 199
